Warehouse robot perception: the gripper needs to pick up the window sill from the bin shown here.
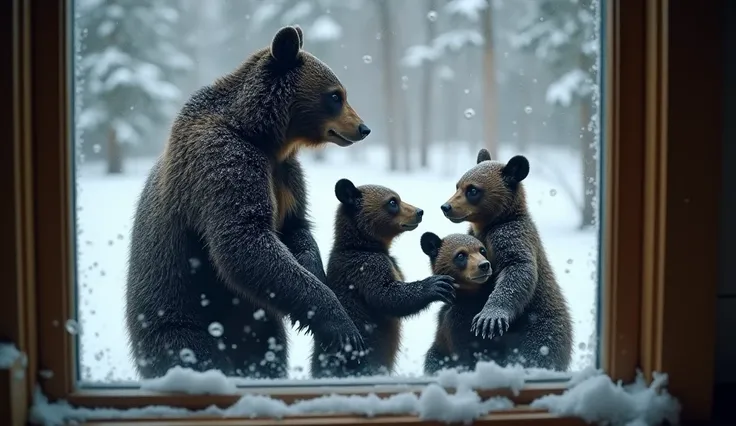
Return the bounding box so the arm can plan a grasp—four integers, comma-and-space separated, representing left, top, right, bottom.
64, 382, 569, 411
81, 411, 585, 426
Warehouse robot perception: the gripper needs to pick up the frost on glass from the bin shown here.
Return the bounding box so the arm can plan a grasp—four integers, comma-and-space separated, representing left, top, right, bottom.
73, 0, 602, 384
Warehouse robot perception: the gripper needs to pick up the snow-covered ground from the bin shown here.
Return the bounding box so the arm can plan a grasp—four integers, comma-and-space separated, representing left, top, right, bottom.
75, 142, 599, 384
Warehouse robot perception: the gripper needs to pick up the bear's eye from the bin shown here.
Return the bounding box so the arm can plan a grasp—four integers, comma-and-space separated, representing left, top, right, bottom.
479, 247, 487, 257
455, 252, 467, 262
466, 186, 479, 197
331, 92, 342, 104
388, 198, 398, 208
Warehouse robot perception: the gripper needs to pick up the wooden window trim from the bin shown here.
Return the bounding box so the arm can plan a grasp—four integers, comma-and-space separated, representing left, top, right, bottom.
0, 0, 724, 424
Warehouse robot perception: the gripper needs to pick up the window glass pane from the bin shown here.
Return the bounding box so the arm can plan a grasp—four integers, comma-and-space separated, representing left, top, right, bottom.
71, 0, 604, 386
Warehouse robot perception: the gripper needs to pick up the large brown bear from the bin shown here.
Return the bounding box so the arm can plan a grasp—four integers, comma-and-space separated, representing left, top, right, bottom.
125, 25, 370, 380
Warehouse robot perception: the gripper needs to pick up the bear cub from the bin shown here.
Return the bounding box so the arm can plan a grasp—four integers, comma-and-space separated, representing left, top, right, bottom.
420, 232, 501, 375
439, 149, 573, 371
310, 179, 456, 378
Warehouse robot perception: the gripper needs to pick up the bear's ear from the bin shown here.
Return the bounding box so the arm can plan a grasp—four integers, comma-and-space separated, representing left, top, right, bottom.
270, 26, 301, 64
477, 148, 492, 164
502, 155, 530, 184
292, 25, 304, 49
420, 232, 443, 259
335, 179, 361, 206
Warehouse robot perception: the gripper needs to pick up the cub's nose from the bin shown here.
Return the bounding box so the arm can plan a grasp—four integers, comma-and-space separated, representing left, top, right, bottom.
416, 209, 424, 219
478, 261, 491, 273
358, 123, 371, 138
440, 203, 452, 213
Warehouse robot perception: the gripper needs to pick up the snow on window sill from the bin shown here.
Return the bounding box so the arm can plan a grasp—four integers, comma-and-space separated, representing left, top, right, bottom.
26, 357, 681, 426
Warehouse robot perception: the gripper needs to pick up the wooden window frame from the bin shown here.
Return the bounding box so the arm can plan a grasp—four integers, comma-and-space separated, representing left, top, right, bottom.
0, 0, 724, 424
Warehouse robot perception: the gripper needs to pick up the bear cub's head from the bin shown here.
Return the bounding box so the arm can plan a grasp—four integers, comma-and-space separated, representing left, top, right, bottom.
420, 232, 492, 292
440, 148, 529, 227
268, 26, 370, 154
335, 178, 424, 244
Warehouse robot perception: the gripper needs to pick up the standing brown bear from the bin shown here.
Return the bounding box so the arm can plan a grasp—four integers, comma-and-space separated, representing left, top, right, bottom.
125, 25, 370, 380
438, 149, 573, 372
310, 179, 456, 378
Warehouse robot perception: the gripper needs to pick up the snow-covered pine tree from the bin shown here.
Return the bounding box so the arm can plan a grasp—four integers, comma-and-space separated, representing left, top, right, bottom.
76, 0, 192, 174
510, 0, 599, 229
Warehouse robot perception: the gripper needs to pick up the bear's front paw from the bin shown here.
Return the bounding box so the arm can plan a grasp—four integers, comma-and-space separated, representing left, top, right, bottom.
471, 307, 511, 340
421, 275, 456, 304
315, 318, 366, 360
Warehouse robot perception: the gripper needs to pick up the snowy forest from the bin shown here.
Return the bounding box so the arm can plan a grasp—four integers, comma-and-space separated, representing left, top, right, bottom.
73, 0, 602, 383
75, 0, 599, 229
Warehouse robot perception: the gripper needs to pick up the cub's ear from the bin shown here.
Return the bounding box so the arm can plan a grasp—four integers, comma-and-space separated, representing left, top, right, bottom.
477, 148, 492, 164
270, 26, 301, 64
502, 155, 530, 184
420, 232, 443, 259
292, 25, 304, 49
335, 179, 361, 206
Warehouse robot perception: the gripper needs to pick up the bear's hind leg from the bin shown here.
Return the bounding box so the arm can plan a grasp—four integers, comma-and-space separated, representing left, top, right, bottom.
228, 315, 289, 380
132, 325, 235, 379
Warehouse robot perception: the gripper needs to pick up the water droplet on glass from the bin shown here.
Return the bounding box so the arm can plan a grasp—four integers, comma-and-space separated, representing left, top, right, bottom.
52, 320, 59, 327
264, 351, 276, 362
362, 55, 372, 64
307, 310, 315, 319
92, 144, 101, 153
232, 298, 240, 305
269, 292, 275, 298
39, 370, 54, 379
253, 309, 266, 320
189, 258, 201, 269
567, 259, 573, 265
344, 343, 353, 353
549, 189, 557, 196
157, 309, 165, 317
348, 284, 355, 290
200, 299, 210, 307
578, 342, 587, 350
179, 348, 197, 364
65, 319, 80, 335
464, 108, 475, 119
464, 89, 470, 94
137, 313, 145, 321
217, 341, 226, 351
427, 10, 438, 21
208, 322, 224, 337
524, 106, 533, 114
539, 346, 549, 356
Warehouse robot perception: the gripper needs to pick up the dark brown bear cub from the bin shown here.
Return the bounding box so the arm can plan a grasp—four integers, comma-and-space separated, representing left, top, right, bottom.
438, 149, 573, 372
310, 179, 456, 378
420, 232, 502, 375
126, 25, 370, 380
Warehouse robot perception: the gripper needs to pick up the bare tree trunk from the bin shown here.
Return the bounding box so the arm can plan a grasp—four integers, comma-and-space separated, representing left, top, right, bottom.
107, 126, 123, 175
517, 76, 531, 152
580, 95, 596, 229
377, 0, 400, 171
418, 0, 438, 168
481, 3, 498, 159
